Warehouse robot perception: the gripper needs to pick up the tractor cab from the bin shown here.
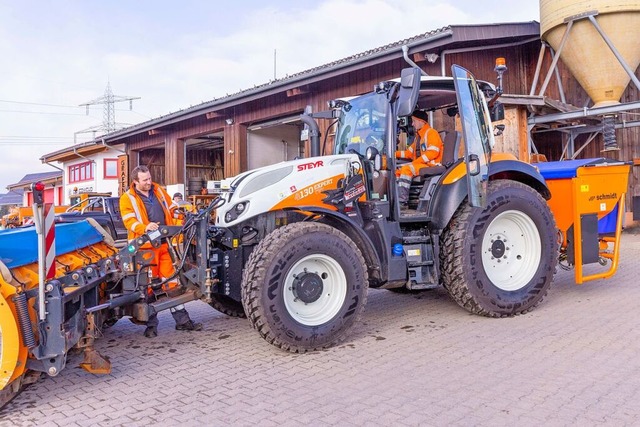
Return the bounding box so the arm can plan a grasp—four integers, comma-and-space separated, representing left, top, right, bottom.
331, 66, 495, 216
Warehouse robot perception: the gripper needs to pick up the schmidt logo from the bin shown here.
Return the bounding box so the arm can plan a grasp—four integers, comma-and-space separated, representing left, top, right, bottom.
588, 193, 617, 202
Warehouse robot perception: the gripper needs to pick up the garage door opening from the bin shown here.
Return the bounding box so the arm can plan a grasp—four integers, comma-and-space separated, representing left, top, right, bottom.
185, 132, 224, 195
247, 117, 305, 170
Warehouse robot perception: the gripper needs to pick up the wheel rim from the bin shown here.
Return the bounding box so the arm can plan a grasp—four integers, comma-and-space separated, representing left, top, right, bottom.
481, 209, 541, 291
283, 254, 347, 326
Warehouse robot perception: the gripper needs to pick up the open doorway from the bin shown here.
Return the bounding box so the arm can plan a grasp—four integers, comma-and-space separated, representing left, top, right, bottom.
184, 132, 224, 195
247, 117, 304, 169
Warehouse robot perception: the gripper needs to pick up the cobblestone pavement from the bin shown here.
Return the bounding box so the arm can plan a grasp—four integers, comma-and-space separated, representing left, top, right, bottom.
2, 230, 640, 426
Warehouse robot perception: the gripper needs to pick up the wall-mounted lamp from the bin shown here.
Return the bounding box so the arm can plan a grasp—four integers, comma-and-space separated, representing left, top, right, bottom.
225, 118, 234, 125
425, 53, 439, 63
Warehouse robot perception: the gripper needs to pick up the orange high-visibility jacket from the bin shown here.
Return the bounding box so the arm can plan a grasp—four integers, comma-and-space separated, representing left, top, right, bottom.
395, 124, 442, 165
416, 124, 443, 166
120, 182, 175, 242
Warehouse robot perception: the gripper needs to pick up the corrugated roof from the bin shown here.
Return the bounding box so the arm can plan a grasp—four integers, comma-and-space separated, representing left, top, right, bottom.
0, 189, 24, 205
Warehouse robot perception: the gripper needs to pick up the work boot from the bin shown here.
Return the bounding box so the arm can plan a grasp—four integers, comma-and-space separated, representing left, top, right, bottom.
144, 325, 158, 338
175, 320, 203, 331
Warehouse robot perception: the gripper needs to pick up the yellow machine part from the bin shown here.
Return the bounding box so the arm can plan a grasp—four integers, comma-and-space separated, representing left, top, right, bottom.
545, 164, 630, 245
0, 275, 24, 391
544, 163, 630, 284
0, 240, 117, 392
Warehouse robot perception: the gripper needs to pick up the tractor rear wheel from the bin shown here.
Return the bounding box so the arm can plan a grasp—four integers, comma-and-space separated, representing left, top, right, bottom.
440, 180, 557, 317
241, 222, 368, 352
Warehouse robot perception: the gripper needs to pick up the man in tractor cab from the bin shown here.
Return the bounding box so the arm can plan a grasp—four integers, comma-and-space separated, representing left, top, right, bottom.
120, 165, 202, 338
395, 110, 444, 206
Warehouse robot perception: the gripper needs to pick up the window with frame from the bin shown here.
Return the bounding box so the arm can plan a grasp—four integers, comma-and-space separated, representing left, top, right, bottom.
104, 158, 118, 179
68, 161, 94, 183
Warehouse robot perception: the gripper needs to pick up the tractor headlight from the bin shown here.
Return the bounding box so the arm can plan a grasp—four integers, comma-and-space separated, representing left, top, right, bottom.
225, 201, 249, 223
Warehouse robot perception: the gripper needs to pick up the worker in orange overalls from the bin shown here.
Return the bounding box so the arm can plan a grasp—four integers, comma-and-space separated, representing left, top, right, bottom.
395, 110, 443, 205
120, 165, 202, 338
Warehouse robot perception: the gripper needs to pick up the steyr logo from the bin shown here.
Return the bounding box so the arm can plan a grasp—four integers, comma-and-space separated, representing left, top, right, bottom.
297, 160, 324, 171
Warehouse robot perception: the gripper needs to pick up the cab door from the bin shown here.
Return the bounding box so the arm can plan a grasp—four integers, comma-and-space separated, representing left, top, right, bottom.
452, 65, 493, 208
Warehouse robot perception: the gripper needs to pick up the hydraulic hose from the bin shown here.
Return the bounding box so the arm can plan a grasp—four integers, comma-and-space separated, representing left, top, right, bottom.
85, 291, 143, 313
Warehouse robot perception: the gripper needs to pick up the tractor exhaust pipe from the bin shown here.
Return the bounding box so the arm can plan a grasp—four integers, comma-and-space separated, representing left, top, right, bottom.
300, 111, 320, 157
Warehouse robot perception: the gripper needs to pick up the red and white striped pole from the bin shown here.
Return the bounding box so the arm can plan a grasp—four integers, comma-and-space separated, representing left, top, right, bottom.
31, 181, 55, 321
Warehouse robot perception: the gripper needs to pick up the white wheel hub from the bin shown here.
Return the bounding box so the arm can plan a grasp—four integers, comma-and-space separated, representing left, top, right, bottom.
283, 254, 347, 326
481, 210, 541, 291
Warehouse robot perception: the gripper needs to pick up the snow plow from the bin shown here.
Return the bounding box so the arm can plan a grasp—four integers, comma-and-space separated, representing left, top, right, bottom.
0, 220, 119, 406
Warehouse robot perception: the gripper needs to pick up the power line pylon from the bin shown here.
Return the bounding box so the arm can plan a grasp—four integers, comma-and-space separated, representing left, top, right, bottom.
78, 82, 140, 136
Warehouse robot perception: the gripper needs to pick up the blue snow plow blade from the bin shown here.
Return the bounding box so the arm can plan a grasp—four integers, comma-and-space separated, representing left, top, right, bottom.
0, 220, 104, 269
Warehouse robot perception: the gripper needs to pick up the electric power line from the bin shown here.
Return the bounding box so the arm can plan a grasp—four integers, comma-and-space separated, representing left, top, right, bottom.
0, 109, 89, 116
0, 99, 82, 108
0, 136, 73, 139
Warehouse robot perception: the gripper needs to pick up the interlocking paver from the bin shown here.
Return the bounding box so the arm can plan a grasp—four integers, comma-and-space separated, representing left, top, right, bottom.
3, 229, 640, 425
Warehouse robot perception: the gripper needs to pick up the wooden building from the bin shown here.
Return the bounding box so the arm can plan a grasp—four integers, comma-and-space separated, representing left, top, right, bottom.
41, 21, 640, 215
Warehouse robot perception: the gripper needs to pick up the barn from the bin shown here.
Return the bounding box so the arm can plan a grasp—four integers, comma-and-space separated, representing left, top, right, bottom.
40, 20, 640, 217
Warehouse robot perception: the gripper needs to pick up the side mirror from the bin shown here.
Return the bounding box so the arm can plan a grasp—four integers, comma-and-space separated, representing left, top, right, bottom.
396, 68, 421, 117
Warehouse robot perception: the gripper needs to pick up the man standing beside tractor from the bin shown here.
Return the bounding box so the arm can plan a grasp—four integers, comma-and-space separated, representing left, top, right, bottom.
119, 165, 202, 337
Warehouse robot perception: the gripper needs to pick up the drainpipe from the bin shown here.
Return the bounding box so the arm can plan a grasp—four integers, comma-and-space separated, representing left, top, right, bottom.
401, 45, 428, 76
72, 145, 98, 195
41, 158, 64, 205
42, 159, 63, 172
100, 138, 126, 153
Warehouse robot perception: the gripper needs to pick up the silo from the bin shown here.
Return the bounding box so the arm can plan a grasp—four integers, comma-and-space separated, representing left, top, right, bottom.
540, 0, 640, 108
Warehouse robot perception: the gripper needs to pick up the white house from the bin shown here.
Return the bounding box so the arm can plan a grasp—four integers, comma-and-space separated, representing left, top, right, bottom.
40, 141, 126, 205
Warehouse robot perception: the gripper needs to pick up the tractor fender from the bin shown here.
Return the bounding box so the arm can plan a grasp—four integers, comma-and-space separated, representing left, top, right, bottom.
487, 159, 551, 200
286, 207, 383, 283
429, 159, 550, 232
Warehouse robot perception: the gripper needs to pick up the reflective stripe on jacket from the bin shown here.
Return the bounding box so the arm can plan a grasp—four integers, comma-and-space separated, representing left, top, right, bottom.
119, 182, 175, 242
418, 125, 443, 166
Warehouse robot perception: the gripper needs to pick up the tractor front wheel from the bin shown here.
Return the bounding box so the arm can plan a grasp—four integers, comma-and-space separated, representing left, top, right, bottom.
241, 222, 368, 352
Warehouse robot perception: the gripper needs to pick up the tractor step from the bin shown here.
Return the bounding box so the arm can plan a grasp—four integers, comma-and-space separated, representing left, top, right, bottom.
407, 260, 434, 267
402, 235, 431, 244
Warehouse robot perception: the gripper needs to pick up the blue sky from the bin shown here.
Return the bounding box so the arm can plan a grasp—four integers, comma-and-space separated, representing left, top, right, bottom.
0, 0, 540, 191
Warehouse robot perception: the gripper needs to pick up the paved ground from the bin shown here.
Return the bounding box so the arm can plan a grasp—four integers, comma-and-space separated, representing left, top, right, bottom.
2, 228, 640, 426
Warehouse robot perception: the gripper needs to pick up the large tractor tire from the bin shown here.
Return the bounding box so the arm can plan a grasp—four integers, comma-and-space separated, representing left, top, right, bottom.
440, 179, 558, 317
241, 222, 368, 352
209, 294, 246, 318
